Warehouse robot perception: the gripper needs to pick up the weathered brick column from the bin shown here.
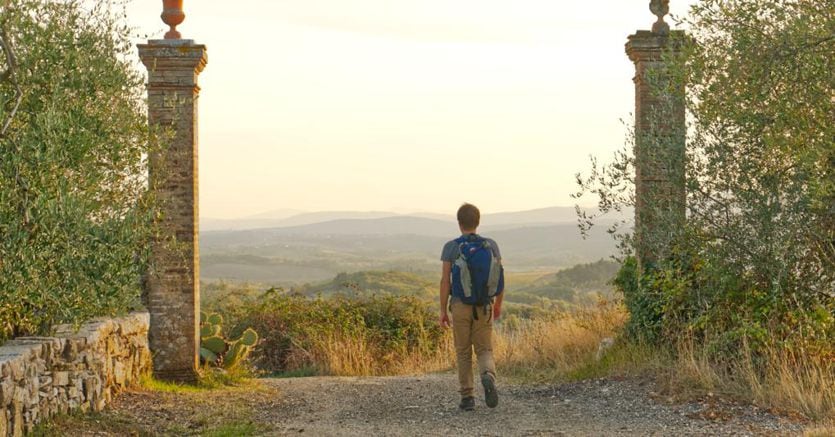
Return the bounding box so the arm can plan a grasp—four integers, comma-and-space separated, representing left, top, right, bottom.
625, 2, 686, 268
137, 5, 207, 382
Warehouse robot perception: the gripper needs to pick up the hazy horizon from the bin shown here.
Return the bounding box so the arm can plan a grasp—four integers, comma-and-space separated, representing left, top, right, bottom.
125, 0, 698, 219
204, 203, 586, 220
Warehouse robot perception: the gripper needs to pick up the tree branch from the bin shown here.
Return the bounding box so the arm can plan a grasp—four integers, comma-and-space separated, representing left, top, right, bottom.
0, 9, 23, 138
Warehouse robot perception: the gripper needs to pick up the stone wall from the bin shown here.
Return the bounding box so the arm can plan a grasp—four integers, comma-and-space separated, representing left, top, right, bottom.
0, 312, 151, 436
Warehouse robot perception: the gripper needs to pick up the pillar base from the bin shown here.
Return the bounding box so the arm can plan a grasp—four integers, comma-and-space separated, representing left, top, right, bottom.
154, 368, 199, 384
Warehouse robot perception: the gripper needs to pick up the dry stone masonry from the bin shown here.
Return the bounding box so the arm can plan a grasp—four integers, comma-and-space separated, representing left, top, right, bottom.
0, 313, 151, 436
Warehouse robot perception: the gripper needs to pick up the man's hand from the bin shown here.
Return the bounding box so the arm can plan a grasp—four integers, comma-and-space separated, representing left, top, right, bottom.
493, 291, 504, 321
439, 311, 451, 329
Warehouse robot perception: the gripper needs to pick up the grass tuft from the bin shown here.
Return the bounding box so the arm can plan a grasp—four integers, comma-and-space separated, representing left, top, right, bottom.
139, 374, 206, 393
804, 423, 835, 437
138, 365, 256, 393
203, 421, 261, 437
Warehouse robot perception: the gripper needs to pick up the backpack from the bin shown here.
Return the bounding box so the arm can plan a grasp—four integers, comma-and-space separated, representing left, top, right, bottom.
450, 235, 504, 314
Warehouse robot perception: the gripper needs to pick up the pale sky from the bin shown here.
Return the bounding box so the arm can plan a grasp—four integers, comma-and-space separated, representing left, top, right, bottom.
125, 0, 696, 219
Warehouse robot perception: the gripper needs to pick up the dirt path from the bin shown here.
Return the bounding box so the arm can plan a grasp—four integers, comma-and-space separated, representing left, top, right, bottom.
44, 373, 804, 436
259, 374, 801, 436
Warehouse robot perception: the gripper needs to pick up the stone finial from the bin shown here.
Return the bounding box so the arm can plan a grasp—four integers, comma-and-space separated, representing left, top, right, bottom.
650, 0, 670, 35
162, 0, 185, 39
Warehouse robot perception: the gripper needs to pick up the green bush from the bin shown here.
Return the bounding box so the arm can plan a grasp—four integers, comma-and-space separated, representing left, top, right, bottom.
614, 251, 835, 360
0, 0, 157, 340
217, 289, 447, 375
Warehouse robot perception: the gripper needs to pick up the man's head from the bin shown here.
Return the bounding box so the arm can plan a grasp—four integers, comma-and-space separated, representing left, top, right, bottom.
457, 203, 480, 233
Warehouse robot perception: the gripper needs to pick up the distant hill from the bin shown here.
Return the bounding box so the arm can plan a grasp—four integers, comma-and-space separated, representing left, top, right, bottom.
292, 271, 436, 298
510, 259, 620, 305
482, 206, 581, 226
202, 210, 398, 231
245, 208, 306, 219
200, 218, 620, 283
199, 205, 628, 284
265, 211, 401, 227
527, 259, 621, 289
200, 206, 631, 232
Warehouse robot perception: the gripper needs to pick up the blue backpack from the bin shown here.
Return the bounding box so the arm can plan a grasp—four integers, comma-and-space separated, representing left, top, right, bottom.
450, 234, 504, 314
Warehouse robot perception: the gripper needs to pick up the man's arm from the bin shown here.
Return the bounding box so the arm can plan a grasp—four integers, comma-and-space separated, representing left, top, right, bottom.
439, 261, 452, 328
493, 249, 504, 320
493, 291, 504, 320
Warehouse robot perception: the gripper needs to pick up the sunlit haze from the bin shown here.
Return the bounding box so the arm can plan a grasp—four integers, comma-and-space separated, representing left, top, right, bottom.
126, 0, 697, 219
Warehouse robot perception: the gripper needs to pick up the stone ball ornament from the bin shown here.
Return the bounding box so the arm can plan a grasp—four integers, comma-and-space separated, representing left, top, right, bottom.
650, 0, 671, 35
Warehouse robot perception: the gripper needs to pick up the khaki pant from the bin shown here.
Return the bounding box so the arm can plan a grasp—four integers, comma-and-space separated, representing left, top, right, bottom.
450, 300, 496, 398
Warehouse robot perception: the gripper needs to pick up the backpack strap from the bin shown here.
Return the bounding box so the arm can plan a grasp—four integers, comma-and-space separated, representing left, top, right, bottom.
471, 300, 493, 321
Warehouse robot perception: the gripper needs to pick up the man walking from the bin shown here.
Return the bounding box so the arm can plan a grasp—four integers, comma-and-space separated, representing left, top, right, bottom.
439, 203, 505, 411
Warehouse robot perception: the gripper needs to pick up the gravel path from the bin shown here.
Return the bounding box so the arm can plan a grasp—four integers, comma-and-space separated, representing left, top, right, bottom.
257, 373, 803, 436
45, 372, 805, 436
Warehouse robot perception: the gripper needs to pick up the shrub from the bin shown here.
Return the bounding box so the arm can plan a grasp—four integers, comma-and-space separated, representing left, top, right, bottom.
220, 290, 449, 376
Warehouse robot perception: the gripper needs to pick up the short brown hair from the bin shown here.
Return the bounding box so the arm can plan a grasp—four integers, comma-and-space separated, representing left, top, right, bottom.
457, 203, 480, 230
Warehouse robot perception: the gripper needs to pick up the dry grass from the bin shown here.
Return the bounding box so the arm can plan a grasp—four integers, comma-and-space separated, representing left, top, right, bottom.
668, 339, 835, 421
804, 423, 835, 436
490, 301, 833, 424
303, 300, 627, 379
305, 300, 631, 380
493, 301, 628, 382
304, 333, 455, 377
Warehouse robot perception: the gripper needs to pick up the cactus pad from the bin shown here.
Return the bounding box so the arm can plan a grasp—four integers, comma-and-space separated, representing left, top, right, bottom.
202, 336, 226, 355
207, 313, 223, 326
239, 328, 259, 346
200, 347, 218, 364
200, 324, 220, 338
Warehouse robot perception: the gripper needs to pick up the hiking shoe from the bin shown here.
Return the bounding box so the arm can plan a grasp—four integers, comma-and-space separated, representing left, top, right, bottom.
481, 372, 498, 408
458, 396, 475, 411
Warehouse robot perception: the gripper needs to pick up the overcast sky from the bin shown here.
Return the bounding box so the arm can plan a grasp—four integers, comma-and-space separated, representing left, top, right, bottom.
125, 0, 696, 219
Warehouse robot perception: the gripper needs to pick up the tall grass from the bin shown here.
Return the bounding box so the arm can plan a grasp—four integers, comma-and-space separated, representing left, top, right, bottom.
667, 338, 835, 421
494, 301, 627, 382
312, 332, 454, 376
497, 302, 834, 423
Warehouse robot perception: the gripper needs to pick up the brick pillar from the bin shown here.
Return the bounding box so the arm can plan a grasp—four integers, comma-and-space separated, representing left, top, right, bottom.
626, 30, 686, 268
138, 39, 207, 382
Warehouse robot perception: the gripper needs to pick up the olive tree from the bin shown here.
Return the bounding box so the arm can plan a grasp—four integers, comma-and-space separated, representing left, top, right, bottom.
0, 0, 159, 340
576, 0, 834, 353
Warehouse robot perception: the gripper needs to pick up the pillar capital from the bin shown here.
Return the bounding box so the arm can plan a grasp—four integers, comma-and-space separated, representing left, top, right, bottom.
625, 30, 686, 63
138, 41, 207, 92
138, 40, 207, 72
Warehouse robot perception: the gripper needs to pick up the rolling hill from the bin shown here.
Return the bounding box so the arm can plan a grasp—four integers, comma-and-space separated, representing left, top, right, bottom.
199, 209, 625, 283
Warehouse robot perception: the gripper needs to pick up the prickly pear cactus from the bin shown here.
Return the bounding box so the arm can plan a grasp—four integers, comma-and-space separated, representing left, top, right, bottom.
199, 311, 259, 369
223, 327, 259, 369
